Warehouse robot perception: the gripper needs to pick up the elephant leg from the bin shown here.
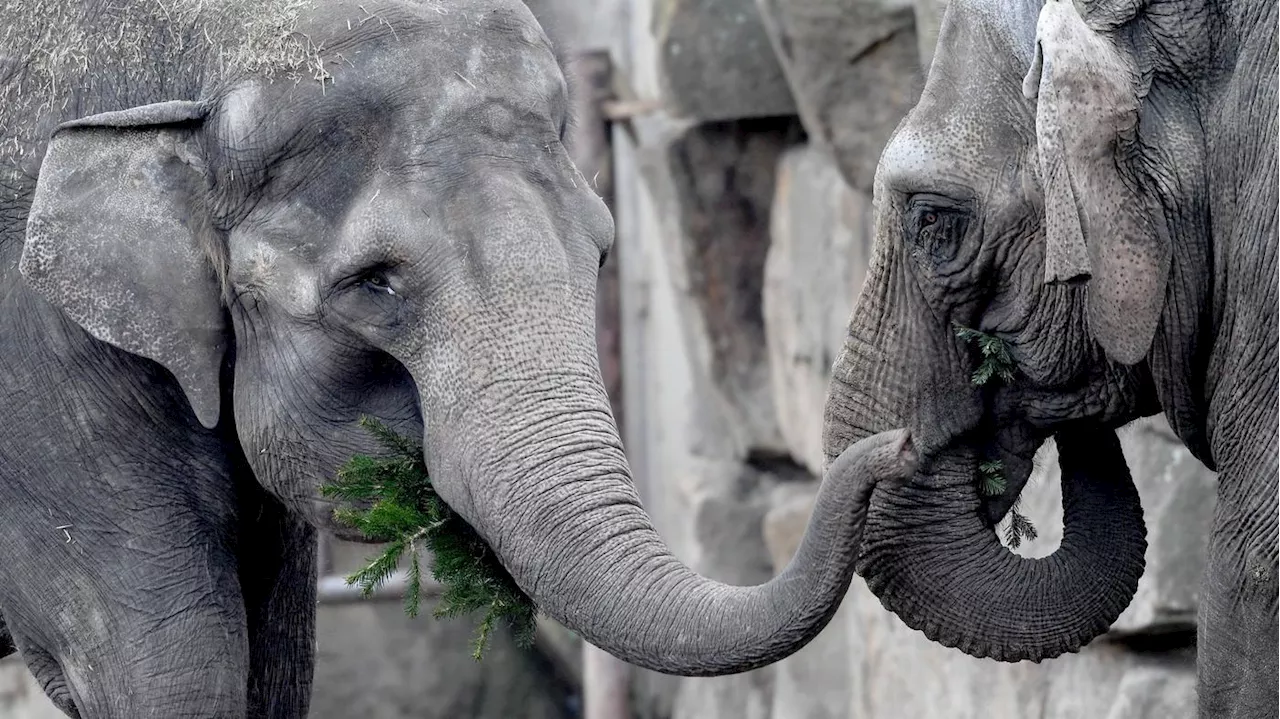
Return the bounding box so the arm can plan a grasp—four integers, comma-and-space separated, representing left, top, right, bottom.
16, 639, 81, 717
0, 611, 14, 658
0, 504, 251, 719
237, 484, 318, 719
1197, 459, 1279, 719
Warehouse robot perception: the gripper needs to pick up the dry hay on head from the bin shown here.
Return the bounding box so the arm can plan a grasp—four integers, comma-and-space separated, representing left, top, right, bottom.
0, 0, 332, 115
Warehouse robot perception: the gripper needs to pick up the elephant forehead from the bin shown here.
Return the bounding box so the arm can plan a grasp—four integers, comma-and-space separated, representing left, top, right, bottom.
944, 0, 1041, 69
880, 121, 1005, 193
216, 1, 565, 161
295, 0, 561, 100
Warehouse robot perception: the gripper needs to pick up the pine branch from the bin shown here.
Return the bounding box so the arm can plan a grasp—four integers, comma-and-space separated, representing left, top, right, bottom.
953, 322, 1017, 386
319, 416, 539, 660
978, 460, 1006, 496
405, 545, 423, 618
1003, 506, 1039, 550
358, 414, 423, 458
347, 537, 408, 598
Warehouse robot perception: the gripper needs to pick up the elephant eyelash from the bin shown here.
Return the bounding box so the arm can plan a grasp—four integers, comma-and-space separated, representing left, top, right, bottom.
361, 273, 395, 294
905, 202, 969, 264
334, 266, 401, 299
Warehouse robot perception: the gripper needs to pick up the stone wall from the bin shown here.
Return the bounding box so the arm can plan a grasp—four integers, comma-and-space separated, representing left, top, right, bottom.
608, 0, 1211, 717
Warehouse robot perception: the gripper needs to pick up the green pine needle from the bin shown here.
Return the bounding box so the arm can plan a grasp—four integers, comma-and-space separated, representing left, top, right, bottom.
978, 459, 1007, 496
319, 416, 539, 660
1003, 506, 1039, 550
955, 325, 1033, 541
953, 323, 1017, 386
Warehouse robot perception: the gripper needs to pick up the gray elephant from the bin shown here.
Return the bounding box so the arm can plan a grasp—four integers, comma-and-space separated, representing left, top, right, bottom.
822, 0, 1277, 716
0, 0, 929, 716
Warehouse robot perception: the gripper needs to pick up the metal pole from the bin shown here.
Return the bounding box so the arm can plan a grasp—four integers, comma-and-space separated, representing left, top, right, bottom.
315, 568, 582, 691
315, 569, 431, 604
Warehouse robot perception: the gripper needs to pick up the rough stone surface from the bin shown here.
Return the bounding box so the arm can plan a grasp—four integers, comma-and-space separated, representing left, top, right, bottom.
764, 479, 1199, 719
754, 0, 923, 191
637, 117, 806, 458
764, 146, 874, 475
0, 658, 63, 719
523, 0, 621, 51
612, 110, 808, 719
653, 0, 797, 121
312, 596, 574, 719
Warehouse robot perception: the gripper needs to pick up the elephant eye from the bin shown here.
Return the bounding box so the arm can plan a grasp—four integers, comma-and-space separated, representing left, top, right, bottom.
905, 197, 969, 264
360, 272, 396, 295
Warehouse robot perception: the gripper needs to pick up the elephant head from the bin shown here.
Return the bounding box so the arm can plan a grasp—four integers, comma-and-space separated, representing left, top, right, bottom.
822, 0, 1177, 661
19, 0, 917, 676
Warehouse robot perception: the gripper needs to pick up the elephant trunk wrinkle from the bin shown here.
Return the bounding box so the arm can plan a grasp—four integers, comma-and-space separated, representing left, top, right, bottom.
856, 425, 1147, 662
428, 372, 917, 675
823, 238, 1145, 662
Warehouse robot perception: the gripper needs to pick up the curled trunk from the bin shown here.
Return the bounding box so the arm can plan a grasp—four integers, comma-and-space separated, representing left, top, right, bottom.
822, 237, 1148, 662
857, 428, 1145, 661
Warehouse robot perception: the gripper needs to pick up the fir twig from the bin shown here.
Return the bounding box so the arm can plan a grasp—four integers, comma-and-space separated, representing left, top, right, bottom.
978, 460, 1007, 496
1003, 506, 1039, 550
319, 416, 539, 660
953, 323, 1017, 386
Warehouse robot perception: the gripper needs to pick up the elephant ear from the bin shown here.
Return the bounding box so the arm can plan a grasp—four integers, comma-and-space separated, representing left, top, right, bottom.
1022, 0, 1170, 365
20, 101, 228, 428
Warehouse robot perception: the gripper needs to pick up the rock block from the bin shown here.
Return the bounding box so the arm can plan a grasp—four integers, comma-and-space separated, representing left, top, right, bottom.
766, 480, 1198, 719
0, 658, 63, 719
637, 117, 806, 458
653, 0, 797, 121
312, 539, 575, 719
755, 0, 924, 191
617, 116, 814, 719
763, 146, 874, 475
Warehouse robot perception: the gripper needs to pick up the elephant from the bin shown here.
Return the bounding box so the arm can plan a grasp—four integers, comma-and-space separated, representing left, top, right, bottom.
0, 0, 931, 715
822, 0, 1278, 716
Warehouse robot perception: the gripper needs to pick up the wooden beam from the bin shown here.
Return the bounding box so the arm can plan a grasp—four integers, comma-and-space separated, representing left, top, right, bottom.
567, 49, 635, 719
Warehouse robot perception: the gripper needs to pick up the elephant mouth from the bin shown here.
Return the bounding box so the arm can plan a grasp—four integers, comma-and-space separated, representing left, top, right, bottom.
309, 496, 386, 544
961, 400, 1054, 527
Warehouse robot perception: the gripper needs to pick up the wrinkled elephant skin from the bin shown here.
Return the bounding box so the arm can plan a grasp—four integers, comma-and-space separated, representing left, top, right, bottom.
821, 0, 1277, 716
2, 1, 936, 716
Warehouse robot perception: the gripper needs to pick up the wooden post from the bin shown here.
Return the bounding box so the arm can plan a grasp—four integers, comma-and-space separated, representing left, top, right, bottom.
565, 49, 633, 719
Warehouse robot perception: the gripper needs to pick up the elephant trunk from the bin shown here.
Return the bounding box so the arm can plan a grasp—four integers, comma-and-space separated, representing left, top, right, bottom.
413, 342, 915, 677
822, 237, 1146, 662
857, 431, 1146, 661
